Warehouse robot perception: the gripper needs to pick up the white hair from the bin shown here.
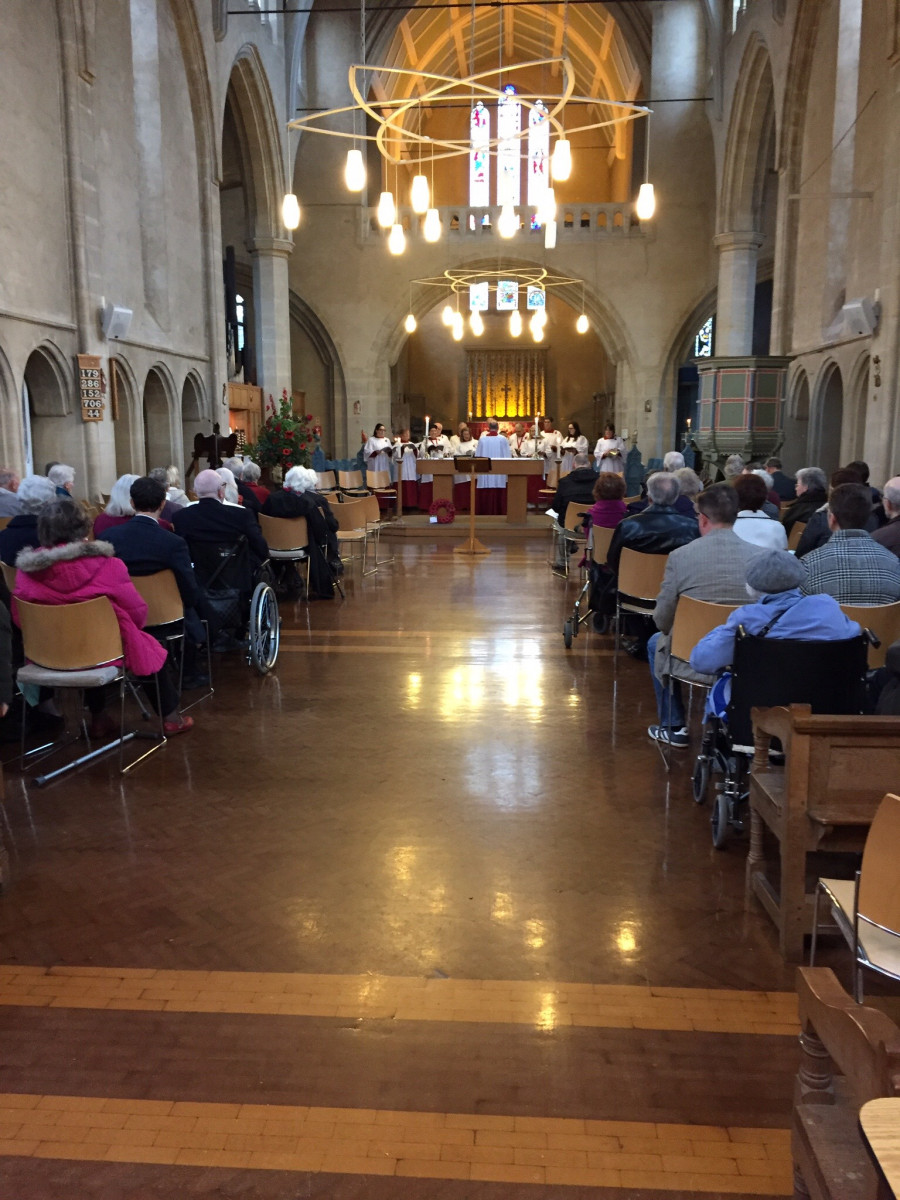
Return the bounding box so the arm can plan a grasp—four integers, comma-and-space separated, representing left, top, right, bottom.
663, 451, 685, 472
105, 473, 140, 517
284, 466, 318, 494
242, 461, 261, 483
48, 463, 75, 488
215, 467, 240, 505
673, 467, 702, 498
166, 465, 182, 488
646, 472, 680, 506
222, 456, 244, 480
16, 475, 56, 514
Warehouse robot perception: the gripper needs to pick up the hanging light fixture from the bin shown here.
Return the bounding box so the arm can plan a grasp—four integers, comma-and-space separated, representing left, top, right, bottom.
544, 219, 557, 250
635, 115, 656, 220
345, 149, 366, 192
282, 193, 301, 230
576, 313, 589, 334
451, 311, 464, 341
551, 137, 571, 182
388, 222, 406, 254
423, 207, 441, 242
377, 191, 396, 228
532, 304, 547, 328
530, 315, 545, 343
405, 311, 417, 333
470, 310, 484, 336
537, 187, 557, 225
509, 310, 523, 337
441, 302, 454, 326
498, 202, 518, 239
411, 174, 430, 214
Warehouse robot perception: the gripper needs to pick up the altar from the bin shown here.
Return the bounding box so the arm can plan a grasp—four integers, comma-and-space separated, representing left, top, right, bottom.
415, 458, 543, 524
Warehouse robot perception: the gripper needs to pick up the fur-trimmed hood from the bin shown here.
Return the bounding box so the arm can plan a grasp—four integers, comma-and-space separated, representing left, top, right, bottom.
15, 539, 114, 574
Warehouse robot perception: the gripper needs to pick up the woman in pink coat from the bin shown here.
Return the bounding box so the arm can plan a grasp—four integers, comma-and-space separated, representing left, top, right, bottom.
12, 498, 193, 736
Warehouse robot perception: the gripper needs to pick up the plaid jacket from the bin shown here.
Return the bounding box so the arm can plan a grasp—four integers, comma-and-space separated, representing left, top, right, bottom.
801, 529, 900, 605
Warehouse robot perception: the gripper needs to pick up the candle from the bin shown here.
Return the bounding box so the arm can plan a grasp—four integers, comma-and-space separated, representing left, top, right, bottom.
686, 417, 692, 430
425, 414, 430, 440
533, 414, 539, 438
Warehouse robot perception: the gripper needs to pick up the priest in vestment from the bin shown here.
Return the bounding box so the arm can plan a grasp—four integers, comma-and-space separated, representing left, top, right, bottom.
475, 418, 512, 515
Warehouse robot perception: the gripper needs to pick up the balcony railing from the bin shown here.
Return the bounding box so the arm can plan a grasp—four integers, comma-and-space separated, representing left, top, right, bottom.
364, 202, 646, 244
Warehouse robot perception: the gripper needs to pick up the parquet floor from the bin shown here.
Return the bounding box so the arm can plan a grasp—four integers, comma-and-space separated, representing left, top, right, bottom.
0, 537, 821, 1197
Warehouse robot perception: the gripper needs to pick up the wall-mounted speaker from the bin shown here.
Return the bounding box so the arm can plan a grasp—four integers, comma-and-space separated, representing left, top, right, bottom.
100, 303, 133, 340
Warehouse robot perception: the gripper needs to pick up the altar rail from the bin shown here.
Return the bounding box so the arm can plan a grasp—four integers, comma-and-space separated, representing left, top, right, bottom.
364, 203, 646, 243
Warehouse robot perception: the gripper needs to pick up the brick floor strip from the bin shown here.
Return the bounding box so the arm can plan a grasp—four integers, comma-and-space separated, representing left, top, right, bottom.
0, 967, 798, 1036
0, 1093, 792, 1194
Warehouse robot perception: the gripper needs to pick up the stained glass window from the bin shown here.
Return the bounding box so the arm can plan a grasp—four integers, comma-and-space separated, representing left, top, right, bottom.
469, 282, 489, 311
694, 316, 714, 358
235, 294, 245, 351
497, 85, 521, 206
469, 102, 490, 207
527, 100, 549, 208
496, 281, 519, 311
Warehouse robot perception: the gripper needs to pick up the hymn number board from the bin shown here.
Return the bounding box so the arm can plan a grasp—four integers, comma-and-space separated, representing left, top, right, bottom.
77, 354, 106, 421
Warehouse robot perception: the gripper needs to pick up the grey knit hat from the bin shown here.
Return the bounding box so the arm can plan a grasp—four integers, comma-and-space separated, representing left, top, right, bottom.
746, 550, 806, 593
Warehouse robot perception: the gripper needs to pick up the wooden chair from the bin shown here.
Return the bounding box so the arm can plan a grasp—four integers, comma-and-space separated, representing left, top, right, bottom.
614, 549, 669, 650
747, 704, 900, 960
0, 517, 11, 532
0, 562, 16, 592
788, 521, 807, 551
360, 494, 393, 571
333, 497, 372, 573
131, 569, 213, 712
590, 525, 615, 566
811, 793, 900, 1002
840, 601, 900, 669
624, 494, 642, 507
793, 966, 900, 1200
552, 504, 590, 578
365, 468, 397, 517
258, 513, 311, 595
16, 596, 166, 786
338, 469, 369, 498
537, 463, 559, 508
315, 471, 340, 495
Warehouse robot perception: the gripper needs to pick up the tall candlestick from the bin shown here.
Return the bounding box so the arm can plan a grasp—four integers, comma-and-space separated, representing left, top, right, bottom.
425, 414, 430, 441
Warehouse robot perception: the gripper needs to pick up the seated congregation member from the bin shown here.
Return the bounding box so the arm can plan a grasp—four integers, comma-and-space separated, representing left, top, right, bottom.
0, 475, 56, 564
646, 483, 765, 747
147, 468, 183, 523
747, 467, 781, 514
48, 463, 75, 498
241, 461, 269, 507
606, 472, 698, 576
13, 498, 192, 735
690, 551, 860, 678
222, 457, 261, 513
673, 467, 703, 516
215, 466, 242, 506
663, 451, 685, 472
163, 465, 191, 509
475, 419, 512, 515
262, 466, 341, 599
0, 468, 22, 517
588, 472, 628, 530
795, 467, 879, 558
93, 474, 139, 538
173, 469, 268, 570
802, 482, 900, 605
102, 477, 209, 688
552, 453, 596, 525
765, 456, 796, 501
732, 473, 788, 550
782, 466, 828, 535
723, 453, 745, 485
872, 475, 900, 557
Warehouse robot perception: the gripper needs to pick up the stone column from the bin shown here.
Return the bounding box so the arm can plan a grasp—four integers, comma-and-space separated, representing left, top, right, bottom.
713, 232, 763, 356
248, 237, 293, 401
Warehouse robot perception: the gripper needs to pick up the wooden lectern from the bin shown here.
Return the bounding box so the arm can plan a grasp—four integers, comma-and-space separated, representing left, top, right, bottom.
453, 457, 492, 556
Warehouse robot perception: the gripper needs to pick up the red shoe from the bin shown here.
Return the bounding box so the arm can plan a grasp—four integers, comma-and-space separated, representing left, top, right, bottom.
163, 715, 194, 736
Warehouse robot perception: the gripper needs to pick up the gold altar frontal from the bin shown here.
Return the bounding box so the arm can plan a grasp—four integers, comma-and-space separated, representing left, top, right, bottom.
415, 458, 544, 524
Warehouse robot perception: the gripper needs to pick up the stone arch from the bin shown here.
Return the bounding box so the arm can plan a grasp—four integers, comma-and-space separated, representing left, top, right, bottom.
782, 366, 810, 471
289, 291, 347, 459
22, 342, 76, 479
658, 287, 718, 453
719, 33, 776, 234
847, 350, 870, 463
225, 45, 286, 241
181, 369, 207, 472
811, 360, 844, 474
0, 340, 24, 471
142, 364, 179, 475
110, 354, 143, 475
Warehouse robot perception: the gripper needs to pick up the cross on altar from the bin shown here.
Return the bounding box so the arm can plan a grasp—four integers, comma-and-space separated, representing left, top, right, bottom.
497, 381, 514, 408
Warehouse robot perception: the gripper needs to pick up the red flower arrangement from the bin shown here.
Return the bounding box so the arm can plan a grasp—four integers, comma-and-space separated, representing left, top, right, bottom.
248, 390, 315, 470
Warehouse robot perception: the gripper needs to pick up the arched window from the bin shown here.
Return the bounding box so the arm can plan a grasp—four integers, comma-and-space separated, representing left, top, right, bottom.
693, 316, 714, 358
235, 293, 246, 351
469, 102, 490, 207
497, 84, 521, 206
527, 100, 549, 207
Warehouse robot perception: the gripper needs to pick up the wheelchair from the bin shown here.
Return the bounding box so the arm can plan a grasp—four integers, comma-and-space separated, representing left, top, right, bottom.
691, 629, 870, 849
185, 535, 280, 676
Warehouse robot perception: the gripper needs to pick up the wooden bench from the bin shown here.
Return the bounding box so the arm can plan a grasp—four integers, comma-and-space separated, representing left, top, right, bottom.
747, 705, 900, 961
794, 967, 900, 1200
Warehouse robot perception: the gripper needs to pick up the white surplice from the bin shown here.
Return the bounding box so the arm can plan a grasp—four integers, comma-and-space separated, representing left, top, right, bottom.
453, 437, 477, 483
364, 436, 393, 475
560, 434, 589, 474
594, 436, 626, 473
393, 439, 418, 483
417, 435, 447, 484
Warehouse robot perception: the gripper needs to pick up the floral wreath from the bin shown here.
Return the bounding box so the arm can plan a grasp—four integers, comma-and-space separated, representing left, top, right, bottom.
429, 499, 456, 524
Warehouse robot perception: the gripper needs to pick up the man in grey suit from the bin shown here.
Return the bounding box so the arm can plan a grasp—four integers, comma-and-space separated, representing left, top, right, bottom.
647, 484, 766, 746
0, 468, 22, 517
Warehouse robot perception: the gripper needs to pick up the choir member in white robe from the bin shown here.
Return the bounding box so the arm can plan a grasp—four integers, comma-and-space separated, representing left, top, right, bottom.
449, 422, 471, 452
474, 419, 512, 515
507, 422, 527, 456
560, 422, 590, 475
393, 429, 419, 508
539, 419, 563, 478
364, 425, 394, 476
452, 426, 477, 510
417, 430, 448, 508
593, 423, 627, 474
432, 422, 453, 453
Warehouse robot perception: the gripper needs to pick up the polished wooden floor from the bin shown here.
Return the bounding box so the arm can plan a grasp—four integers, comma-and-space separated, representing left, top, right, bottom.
0, 536, 819, 1196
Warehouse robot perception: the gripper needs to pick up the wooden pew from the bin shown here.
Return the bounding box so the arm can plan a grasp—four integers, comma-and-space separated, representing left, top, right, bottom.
794, 967, 900, 1200
747, 705, 900, 961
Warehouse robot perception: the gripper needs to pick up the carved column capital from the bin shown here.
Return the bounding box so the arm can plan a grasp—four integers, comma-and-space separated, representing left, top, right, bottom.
246, 236, 295, 259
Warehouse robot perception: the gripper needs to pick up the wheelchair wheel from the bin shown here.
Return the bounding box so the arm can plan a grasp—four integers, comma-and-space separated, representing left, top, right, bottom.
692, 756, 710, 805
592, 612, 610, 635
711, 791, 730, 849
248, 582, 280, 675
563, 618, 574, 649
